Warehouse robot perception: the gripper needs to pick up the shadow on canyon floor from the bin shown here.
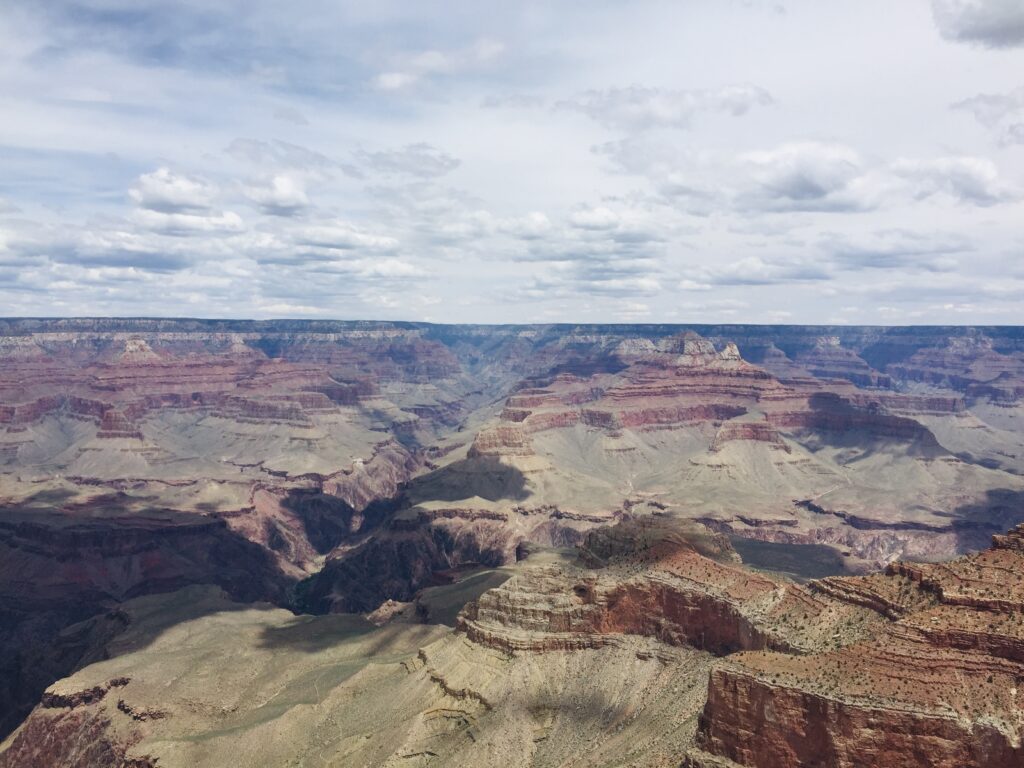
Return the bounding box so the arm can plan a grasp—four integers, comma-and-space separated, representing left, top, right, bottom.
0, 495, 300, 741
800, 392, 943, 459
256, 614, 442, 658
0, 587, 275, 741
405, 457, 530, 503
728, 536, 853, 582
951, 488, 1024, 554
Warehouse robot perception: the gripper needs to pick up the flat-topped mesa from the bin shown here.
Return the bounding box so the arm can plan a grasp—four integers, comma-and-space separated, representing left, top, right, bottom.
662, 331, 718, 358
690, 525, 1024, 768
497, 378, 601, 432
96, 409, 143, 440
467, 424, 534, 457
844, 390, 965, 416
571, 337, 784, 432
710, 418, 790, 453
456, 520, 880, 656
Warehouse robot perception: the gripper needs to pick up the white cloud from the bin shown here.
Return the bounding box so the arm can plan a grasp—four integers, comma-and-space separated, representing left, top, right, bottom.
244, 175, 310, 216
736, 142, 877, 212
1, 1, 1023, 324
890, 156, 1014, 206
129, 167, 216, 213
131, 208, 245, 236
932, 0, 1024, 48
373, 38, 505, 90
353, 258, 424, 278
568, 206, 620, 230
698, 255, 829, 286
499, 212, 552, 240
292, 222, 399, 253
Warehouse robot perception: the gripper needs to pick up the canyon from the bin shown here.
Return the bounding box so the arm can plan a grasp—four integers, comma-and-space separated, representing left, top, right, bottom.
1, 319, 1023, 766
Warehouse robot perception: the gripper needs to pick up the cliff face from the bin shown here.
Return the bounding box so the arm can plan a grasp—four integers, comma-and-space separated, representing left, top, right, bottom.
687, 524, 1024, 768
0, 499, 290, 739
6, 515, 1024, 767
451, 520, 1024, 768
2, 319, 1024, 761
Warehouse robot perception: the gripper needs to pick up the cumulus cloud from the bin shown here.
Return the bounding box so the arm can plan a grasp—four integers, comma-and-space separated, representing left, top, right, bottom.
594, 139, 879, 214
932, 0, 1024, 48
131, 208, 245, 236
292, 221, 399, 253
129, 167, 215, 213
560, 84, 773, 131
506, 204, 668, 298
2, 0, 1022, 323
69, 229, 190, 269
890, 156, 1014, 205
599, 138, 1014, 215
124, 168, 244, 235
244, 175, 310, 216
6, 223, 202, 272
736, 143, 878, 213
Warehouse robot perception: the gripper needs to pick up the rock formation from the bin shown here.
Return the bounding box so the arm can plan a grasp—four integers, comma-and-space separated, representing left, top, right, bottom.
1, 319, 1024, 762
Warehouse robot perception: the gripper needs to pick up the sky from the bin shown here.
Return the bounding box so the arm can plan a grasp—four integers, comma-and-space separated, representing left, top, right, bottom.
1, 0, 1023, 324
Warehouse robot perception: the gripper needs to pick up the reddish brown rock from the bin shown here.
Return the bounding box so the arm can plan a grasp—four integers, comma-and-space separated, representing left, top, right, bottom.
690, 525, 1024, 768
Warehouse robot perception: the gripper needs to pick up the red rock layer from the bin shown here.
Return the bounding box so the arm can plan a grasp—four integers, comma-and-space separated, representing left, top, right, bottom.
456, 520, 872, 657
484, 331, 954, 450
0, 705, 156, 768
690, 525, 1024, 768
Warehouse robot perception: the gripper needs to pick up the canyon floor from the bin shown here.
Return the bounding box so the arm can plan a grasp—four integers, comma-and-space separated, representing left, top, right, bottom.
1, 319, 1024, 767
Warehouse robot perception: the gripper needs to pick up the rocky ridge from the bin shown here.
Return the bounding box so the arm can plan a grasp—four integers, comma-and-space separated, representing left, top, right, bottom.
1, 319, 1024, 761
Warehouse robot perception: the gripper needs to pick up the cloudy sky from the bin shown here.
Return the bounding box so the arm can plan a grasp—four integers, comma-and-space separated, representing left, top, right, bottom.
1, 0, 1023, 323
